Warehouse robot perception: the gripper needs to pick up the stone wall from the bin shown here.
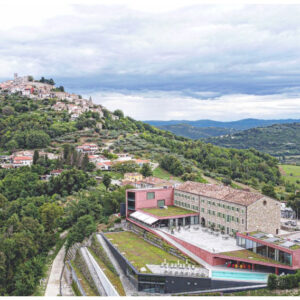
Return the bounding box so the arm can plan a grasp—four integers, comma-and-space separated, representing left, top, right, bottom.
247, 197, 281, 235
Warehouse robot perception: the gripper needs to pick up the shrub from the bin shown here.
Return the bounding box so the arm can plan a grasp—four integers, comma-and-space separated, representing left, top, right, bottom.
267, 274, 277, 290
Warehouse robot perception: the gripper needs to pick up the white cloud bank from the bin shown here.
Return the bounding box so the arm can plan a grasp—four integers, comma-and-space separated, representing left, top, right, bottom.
89, 90, 300, 121
1, 1, 300, 120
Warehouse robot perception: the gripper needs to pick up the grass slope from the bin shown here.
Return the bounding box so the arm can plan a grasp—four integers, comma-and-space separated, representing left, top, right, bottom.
280, 164, 300, 189
105, 231, 186, 273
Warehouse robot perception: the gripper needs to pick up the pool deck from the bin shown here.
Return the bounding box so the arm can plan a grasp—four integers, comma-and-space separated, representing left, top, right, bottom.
160, 225, 243, 253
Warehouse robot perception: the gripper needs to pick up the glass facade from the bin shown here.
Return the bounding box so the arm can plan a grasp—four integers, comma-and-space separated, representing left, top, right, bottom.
127, 192, 135, 210
237, 236, 292, 266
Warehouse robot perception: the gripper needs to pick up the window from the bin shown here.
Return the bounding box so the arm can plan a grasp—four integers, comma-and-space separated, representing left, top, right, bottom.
223, 204, 225, 208
147, 192, 155, 200
236, 208, 239, 212
201, 208, 205, 213
157, 200, 165, 208
208, 201, 211, 205
212, 202, 215, 206
232, 207, 235, 211
236, 218, 239, 223
242, 219, 244, 224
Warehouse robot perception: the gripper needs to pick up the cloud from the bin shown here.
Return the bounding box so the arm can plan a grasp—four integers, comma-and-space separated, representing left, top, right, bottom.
88, 89, 300, 121
1, 1, 300, 119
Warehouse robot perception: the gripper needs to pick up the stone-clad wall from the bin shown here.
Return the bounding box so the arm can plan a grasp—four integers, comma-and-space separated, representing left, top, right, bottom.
247, 197, 281, 235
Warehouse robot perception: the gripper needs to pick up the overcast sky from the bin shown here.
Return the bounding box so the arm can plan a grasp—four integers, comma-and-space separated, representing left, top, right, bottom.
1, 0, 300, 121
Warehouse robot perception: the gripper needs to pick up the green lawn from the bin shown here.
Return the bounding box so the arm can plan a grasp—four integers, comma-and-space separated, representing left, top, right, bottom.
220, 249, 286, 265
153, 166, 182, 182
105, 231, 187, 273
280, 164, 300, 188
142, 205, 197, 217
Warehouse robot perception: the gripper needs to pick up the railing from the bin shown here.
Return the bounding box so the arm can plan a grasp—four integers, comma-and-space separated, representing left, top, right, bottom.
67, 261, 86, 296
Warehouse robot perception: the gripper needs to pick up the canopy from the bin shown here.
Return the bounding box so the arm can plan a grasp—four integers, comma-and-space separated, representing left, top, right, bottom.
130, 211, 158, 225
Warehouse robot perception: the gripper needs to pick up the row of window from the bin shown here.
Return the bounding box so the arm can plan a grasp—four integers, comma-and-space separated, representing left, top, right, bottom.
174, 192, 196, 201
204, 209, 244, 224
175, 200, 200, 211
205, 200, 244, 213
175, 192, 245, 213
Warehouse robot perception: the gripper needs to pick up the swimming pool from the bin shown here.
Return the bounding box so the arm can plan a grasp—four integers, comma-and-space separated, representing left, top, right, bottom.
212, 270, 268, 282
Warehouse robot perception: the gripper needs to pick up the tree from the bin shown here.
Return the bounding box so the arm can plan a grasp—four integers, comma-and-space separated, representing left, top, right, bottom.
26, 131, 50, 149
262, 184, 277, 199
39, 203, 63, 232
140, 163, 153, 177
113, 109, 124, 118
66, 215, 96, 248
6, 139, 18, 152
33, 150, 39, 165
103, 174, 111, 191
28, 76, 34, 82
81, 153, 89, 171
267, 274, 277, 290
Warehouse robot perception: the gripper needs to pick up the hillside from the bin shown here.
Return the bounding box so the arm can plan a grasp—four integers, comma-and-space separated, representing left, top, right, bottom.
146, 118, 300, 130
0, 83, 290, 296
205, 123, 300, 164
157, 123, 238, 139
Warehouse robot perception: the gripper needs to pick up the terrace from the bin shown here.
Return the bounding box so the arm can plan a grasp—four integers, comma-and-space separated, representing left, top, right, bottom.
160, 225, 242, 253
105, 231, 196, 273
141, 206, 198, 218
242, 231, 300, 250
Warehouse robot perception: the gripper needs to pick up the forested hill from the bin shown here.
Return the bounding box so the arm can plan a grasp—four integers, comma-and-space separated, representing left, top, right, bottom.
146, 118, 300, 130
205, 123, 300, 164
157, 123, 238, 139
0, 93, 281, 188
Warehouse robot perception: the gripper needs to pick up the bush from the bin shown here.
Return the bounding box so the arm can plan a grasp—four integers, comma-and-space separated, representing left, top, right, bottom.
267, 274, 277, 290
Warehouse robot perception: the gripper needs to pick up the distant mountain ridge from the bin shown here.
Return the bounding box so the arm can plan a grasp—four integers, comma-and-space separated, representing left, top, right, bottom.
157, 123, 238, 139
146, 118, 300, 130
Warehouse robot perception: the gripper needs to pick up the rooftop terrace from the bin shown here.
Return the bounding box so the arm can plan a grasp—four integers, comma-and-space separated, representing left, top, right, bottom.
105, 231, 193, 273
141, 206, 197, 218
160, 225, 242, 253
242, 231, 300, 250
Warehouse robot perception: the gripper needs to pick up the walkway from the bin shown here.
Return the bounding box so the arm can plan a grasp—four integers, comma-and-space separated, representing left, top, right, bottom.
96, 234, 137, 296
153, 229, 212, 270
45, 244, 66, 296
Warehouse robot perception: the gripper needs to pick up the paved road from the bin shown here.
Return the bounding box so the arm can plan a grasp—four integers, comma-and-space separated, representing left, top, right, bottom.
45, 245, 66, 296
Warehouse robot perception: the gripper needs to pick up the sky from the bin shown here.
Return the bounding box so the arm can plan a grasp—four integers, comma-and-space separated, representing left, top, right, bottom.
1, 0, 300, 121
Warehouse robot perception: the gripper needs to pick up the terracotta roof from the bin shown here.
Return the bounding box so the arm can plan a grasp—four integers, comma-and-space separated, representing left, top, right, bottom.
13, 156, 32, 161
176, 181, 266, 206
124, 172, 141, 176
138, 176, 173, 187
135, 159, 150, 163
50, 169, 63, 174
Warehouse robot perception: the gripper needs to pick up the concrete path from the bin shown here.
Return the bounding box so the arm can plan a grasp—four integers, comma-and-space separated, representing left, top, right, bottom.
45, 245, 66, 296
96, 234, 137, 296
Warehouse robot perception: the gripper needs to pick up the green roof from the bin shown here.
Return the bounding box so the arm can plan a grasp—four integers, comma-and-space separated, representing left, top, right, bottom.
220, 249, 287, 266
141, 205, 197, 217
105, 231, 193, 273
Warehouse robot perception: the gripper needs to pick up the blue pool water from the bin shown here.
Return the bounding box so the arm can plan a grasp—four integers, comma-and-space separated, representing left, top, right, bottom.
212, 270, 268, 282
